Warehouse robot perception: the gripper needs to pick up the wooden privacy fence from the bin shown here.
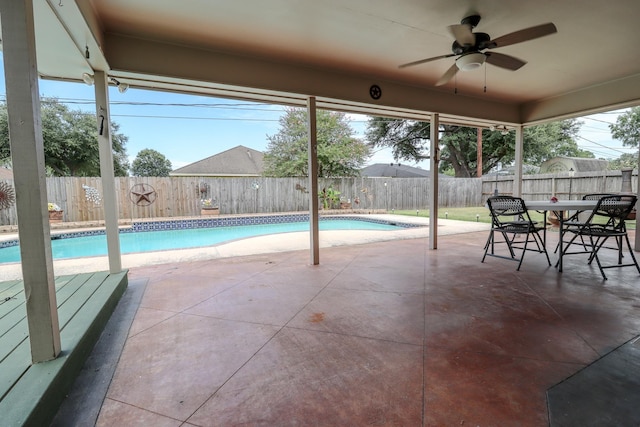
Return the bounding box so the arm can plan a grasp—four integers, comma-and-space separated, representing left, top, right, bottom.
483, 169, 638, 203
0, 170, 636, 225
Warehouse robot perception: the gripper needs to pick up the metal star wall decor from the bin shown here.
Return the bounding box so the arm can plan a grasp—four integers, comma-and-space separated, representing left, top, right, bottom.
129, 183, 157, 206
0, 181, 16, 210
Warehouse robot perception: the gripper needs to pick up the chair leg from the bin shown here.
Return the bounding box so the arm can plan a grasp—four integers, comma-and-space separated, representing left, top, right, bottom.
536, 232, 551, 266
624, 234, 640, 274
516, 233, 529, 271
481, 230, 494, 263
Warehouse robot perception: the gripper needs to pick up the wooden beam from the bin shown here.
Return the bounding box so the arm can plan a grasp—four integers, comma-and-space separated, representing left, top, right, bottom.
0, 0, 61, 362
429, 113, 439, 250
94, 71, 122, 273
307, 97, 319, 265
513, 125, 524, 198
476, 128, 483, 177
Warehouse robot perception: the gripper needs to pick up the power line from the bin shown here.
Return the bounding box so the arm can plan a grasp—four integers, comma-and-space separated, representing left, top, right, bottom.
576, 134, 628, 155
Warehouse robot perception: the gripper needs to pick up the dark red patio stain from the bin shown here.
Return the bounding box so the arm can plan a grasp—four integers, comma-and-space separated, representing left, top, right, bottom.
309, 312, 325, 323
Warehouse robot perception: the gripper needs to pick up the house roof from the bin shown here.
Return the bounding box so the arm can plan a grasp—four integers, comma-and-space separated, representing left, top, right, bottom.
29, 1, 640, 128
170, 145, 264, 177
361, 163, 433, 178
539, 156, 609, 174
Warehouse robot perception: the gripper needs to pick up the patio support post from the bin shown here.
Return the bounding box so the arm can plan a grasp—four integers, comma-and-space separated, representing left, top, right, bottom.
635, 149, 639, 251
0, 0, 61, 362
429, 113, 439, 250
513, 125, 524, 198
307, 96, 320, 264
94, 71, 122, 272
476, 128, 482, 177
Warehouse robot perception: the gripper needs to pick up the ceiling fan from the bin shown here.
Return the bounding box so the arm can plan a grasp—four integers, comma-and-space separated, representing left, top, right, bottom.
399, 15, 557, 86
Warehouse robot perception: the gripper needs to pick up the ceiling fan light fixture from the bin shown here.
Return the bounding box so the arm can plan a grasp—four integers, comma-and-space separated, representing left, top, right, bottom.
456, 52, 486, 71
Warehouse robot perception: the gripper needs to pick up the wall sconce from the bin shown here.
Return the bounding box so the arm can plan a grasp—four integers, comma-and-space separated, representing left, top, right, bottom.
490, 125, 510, 135
82, 73, 129, 93
110, 77, 129, 93
82, 72, 94, 86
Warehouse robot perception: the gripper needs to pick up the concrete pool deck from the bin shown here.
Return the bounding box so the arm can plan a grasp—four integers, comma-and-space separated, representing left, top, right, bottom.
0, 214, 489, 280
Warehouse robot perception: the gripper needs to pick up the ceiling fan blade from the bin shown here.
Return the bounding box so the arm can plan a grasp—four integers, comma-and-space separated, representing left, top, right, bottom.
399, 54, 455, 69
485, 52, 526, 70
489, 23, 557, 49
435, 63, 459, 86
448, 24, 475, 46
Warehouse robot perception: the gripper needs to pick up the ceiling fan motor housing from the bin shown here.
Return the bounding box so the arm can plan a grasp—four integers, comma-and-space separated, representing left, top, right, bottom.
452, 32, 491, 55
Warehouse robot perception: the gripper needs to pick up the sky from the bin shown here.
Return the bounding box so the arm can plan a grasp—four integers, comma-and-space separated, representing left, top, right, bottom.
0, 52, 635, 172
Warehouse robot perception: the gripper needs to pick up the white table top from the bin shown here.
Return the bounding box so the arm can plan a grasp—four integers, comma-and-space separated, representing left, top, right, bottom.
524, 200, 598, 211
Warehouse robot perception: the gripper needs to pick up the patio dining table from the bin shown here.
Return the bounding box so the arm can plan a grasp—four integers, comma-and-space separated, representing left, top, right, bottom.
524, 200, 599, 272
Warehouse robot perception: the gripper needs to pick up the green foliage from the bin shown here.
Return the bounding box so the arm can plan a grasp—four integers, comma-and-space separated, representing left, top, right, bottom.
263, 108, 370, 177
609, 107, 640, 148
366, 117, 590, 177
607, 152, 638, 170
319, 186, 341, 209
131, 148, 173, 177
0, 98, 129, 176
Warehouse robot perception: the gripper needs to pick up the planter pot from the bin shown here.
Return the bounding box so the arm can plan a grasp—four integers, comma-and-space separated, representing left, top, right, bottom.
340, 202, 351, 209
201, 208, 219, 216
48, 210, 63, 222
546, 211, 563, 227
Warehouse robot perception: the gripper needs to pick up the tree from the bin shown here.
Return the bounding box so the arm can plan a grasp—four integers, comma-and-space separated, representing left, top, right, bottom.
366, 117, 590, 177
263, 108, 370, 177
607, 153, 638, 170
131, 148, 173, 177
609, 107, 640, 148
0, 98, 129, 176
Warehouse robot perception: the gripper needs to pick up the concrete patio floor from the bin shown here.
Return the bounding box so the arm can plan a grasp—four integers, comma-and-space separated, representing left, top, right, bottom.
51, 227, 640, 426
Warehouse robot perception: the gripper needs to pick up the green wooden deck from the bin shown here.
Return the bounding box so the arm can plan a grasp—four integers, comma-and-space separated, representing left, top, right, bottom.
0, 270, 128, 427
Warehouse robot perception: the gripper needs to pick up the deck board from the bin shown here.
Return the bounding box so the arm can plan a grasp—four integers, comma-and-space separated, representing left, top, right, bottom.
0, 270, 127, 427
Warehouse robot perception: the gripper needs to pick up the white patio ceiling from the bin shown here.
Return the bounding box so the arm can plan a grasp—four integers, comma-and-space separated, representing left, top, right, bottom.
25, 0, 640, 127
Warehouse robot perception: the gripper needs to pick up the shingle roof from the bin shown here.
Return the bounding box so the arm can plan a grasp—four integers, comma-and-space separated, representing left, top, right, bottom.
539, 156, 608, 174
170, 145, 264, 177
361, 163, 432, 178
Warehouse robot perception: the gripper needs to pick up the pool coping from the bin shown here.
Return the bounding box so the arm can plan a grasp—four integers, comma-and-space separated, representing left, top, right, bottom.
0, 214, 491, 281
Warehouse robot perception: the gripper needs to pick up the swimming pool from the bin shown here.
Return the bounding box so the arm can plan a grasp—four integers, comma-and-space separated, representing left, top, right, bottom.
0, 215, 418, 263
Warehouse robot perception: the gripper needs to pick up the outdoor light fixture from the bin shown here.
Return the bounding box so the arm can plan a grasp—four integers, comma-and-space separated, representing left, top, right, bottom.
82, 72, 94, 86
110, 77, 129, 93
455, 52, 486, 71
490, 125, 510, 135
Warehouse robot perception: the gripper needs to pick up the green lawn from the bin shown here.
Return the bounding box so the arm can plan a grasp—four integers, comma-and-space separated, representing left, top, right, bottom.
392, 207, 636, 230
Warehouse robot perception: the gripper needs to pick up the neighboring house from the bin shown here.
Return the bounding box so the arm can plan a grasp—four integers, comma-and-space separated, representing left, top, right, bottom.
170, 145, 264, 177
361, 163, 442, 178
539, 156, 608, 174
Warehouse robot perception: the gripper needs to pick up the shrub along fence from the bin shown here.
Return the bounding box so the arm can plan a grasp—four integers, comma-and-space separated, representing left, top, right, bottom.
0, 170, 636, 226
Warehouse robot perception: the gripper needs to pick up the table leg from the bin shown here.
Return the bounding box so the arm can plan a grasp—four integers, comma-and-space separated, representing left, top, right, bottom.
557, 211, 564, 272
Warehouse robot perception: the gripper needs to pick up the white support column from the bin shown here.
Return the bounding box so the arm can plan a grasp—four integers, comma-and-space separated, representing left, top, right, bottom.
307, 97, 319, 265
93, 71, 122, 272
1, 0, 61, 362
429, 113, 439, 250
513, 125, 524, 198
635, 150, 639, 251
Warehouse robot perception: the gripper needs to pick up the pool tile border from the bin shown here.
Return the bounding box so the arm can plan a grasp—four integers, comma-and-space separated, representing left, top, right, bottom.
0, 215, 421, 250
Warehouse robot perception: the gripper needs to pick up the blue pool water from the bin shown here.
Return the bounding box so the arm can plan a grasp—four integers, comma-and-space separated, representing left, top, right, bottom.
0, 218, 406, 263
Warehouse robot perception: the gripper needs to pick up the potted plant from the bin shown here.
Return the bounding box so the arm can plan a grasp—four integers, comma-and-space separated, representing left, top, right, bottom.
319, 186, 341, 210
200, 198, 219, 215
48, 202, 63, 222
339, 196, 351, 209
